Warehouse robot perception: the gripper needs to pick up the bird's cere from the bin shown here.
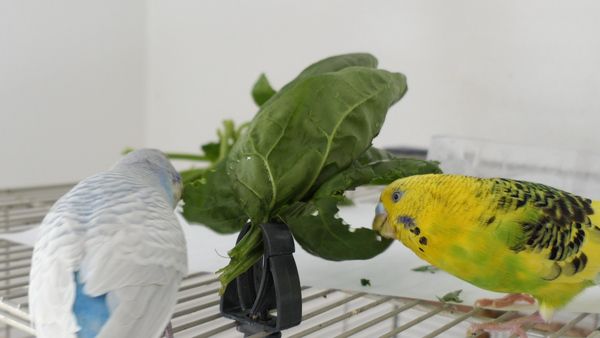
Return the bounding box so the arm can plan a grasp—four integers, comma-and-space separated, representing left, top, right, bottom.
373, 202, 395, 239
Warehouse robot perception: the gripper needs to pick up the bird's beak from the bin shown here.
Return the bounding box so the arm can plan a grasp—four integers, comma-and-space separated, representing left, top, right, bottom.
373, 202, 395, 239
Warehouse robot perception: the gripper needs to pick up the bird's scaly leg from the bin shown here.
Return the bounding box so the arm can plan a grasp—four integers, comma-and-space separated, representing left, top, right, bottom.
475, 293, 536, 308
469, 312, 544, 338
162, 322, 174, 338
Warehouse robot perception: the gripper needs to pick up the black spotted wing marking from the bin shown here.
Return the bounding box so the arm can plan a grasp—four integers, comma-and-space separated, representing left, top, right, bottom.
491, 178, 595, 278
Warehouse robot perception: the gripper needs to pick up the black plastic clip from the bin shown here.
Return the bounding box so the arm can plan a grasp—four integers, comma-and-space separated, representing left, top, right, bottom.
220, 222, 302, 337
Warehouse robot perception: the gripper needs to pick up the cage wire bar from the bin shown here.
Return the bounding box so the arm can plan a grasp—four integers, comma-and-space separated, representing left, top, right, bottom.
0, 184, 599, 338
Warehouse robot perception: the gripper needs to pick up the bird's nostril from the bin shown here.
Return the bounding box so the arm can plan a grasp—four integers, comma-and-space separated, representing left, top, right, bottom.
375, 202, 386, 215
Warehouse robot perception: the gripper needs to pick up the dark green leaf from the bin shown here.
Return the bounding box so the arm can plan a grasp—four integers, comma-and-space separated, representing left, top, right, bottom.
217, 223, 263, 291
179, 168, 206, 185
191, 54, 423, 290
296, 53, 378, 79
182, 161, 247, 234
259, 53, 380, 111
227, 60, 407, 223
337, 195, 354, 206
251, 73, 276, 107
165, 153, 209, 161
411, 265, 440, 274
356, 147, 397, 164
437, 289, 464, 303
314, 148, 442, 199
367, 157, 442, 186
360, 278, 371, 287
277, 148, 439, 261
280, 197, 393, 260
201, 142, 221, 162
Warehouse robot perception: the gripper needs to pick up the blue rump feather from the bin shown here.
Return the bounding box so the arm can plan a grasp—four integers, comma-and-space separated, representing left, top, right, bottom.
72, 272, 109, 338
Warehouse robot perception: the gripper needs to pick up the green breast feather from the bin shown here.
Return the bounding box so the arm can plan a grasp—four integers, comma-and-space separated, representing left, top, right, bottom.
490, 178, 599, 279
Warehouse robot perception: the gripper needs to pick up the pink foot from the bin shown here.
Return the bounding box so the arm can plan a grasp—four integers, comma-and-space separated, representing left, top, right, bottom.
163, 322, 174, 338
469, 313, 544, 338
475, 293, 536, 308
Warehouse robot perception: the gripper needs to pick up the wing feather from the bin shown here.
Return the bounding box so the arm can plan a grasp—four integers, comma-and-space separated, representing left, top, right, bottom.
490, 178, 598, 281
98, 273, 182, 338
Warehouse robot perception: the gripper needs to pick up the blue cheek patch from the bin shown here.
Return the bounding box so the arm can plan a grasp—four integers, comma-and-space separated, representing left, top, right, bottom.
158, 172, 175, 206
73, 272, 109, 338
397, 216, 416, 229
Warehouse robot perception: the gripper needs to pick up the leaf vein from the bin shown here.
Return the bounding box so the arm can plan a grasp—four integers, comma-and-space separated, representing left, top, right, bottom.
297, 84, 388, 199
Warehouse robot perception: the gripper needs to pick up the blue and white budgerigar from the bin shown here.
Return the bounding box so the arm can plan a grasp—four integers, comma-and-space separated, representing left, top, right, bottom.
29, 149, 188, 338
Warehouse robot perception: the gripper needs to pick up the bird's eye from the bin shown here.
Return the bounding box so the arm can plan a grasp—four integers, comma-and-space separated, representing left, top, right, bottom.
173, 172, 181, 184
391, 191, 402, 202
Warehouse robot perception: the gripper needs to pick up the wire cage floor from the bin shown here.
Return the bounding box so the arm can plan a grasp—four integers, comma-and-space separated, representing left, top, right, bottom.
0, 184, 599, 338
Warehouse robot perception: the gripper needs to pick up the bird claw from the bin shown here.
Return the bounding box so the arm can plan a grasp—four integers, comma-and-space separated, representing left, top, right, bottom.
162, 322, 174, 338
468, 313, 544, 338
474, 293, 536, 308
469, 325, 527, 338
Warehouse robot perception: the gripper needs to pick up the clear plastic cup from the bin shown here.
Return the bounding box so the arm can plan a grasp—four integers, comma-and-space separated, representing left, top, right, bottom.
428, 135, 600, 199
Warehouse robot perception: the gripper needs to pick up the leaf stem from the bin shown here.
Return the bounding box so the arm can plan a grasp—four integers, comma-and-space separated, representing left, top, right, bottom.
218, 245, 262, 293
217, 120, 235, 163
229, 223, 262, 256
164, 153, 210, 161
217, 223, 264, 292
234, 122, 250, 140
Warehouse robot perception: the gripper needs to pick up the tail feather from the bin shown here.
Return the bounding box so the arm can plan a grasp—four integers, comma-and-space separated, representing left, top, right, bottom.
539, 303, 555, 322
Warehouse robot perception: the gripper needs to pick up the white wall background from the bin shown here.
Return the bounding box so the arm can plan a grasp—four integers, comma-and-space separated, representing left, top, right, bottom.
145, 0, 600, 156
3, 0, 600, 188
0, 1, 146, 188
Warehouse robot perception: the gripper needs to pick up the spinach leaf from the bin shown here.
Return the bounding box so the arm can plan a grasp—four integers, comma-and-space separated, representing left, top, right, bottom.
251, 73, 277, 107
179, 168, 206, 185
279, 148, 440, 260
280, 197, 393, 260
176, 53, 443, 290
259, 53, 380, 111
178, 119, 251, 233
314, 147, 442, 199
201, 142, 221, 162
412, 265, 440, 273
227, 67, 407, 224
182, 161, 247, 234
296, 53, 378, 79
437, 289, 464, 303
356, 146, 397, 164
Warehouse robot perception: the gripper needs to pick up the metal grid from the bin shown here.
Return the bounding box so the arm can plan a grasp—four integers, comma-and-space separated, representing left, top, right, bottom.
1, 185, 599, 337
0, 184, 72, 233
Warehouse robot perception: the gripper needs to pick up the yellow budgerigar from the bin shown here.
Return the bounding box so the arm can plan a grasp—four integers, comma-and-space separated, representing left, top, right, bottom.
373, 174, 600, 337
